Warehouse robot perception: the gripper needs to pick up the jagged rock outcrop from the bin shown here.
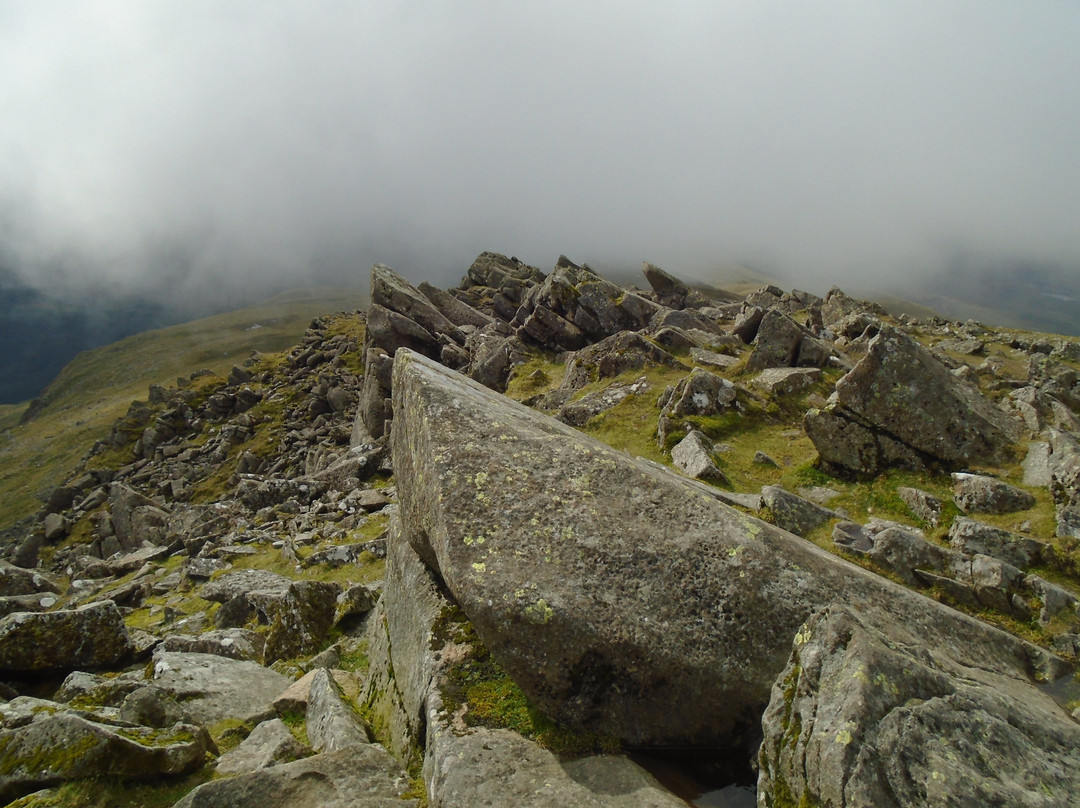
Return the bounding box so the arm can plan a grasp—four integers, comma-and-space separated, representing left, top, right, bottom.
391, 349, 1063, 749
757, 604, 1080, 808
805, 325, 1023, 475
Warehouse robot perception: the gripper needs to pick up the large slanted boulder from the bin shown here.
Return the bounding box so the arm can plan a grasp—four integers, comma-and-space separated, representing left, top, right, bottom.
806, 325, 1022, 475
641, 261, 708, 310
371, 263, 465, 347
390, 350, 1063, 749
757, 605, 1080, 808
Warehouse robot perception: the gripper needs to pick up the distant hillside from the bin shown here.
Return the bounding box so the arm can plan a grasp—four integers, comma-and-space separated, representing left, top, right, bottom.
0, 287, 366, 531
898, 261, 1080, 336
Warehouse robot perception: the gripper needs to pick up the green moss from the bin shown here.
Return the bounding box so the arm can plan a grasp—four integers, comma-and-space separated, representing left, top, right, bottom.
278, 708, 310, 747
436, 610, 620, 757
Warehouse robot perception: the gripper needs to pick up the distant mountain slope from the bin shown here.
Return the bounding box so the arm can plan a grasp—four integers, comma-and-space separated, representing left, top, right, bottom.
0, 266, 176, 404
899, 261, 1080, 336
0, 287, 366, 531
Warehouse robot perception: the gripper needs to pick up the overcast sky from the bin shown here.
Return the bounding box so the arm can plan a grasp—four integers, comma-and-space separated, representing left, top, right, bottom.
1, 1, 1078, 303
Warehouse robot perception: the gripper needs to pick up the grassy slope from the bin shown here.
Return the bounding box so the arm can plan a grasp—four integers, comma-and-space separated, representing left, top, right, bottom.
0, 287, 367, 532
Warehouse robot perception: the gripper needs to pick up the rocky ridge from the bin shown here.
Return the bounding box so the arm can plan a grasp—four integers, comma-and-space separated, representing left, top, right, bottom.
1, 252, 1079, 806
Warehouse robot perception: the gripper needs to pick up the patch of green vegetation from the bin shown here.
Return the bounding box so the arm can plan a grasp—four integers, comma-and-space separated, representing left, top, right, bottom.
0, 402, 27, 432
338, 638, 370, 674
9, 769, 216, 808
209, 717, 254, 754
438, 610, 620, 757
504, 356, 566, 401
279, 707, 310, 746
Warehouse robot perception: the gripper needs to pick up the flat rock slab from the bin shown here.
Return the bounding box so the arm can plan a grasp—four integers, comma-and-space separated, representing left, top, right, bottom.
391, 350, 1064, 747
0, 601, 133, 675
173, 745, 417, 808
151, 651, 290, 726
758, 604, 1080, 808
427, 726, 686, 808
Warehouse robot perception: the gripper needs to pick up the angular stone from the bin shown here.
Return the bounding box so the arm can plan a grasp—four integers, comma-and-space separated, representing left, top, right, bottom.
758, 605, 1080, 808
745, 309, 803, 372
260, 580, 341, 664
812, 324, 1019, 470
174, 745, 417, 808
732, 306, 764, 344
689, 347, 740, 370
558, 377, 650, 428
562, 331, 684, 391
365, 303, 440, 359
670, 431, 729, 485
1022, 441, 1053, 487
0, 712, 207, 804
897, 486, 943, 528
642, 261, 697, 310
953, 472, 1036, 514
749, 367, 820, 397
371, 263, 465, 345
160, 628, 266, 663
215, 717, 311, 775
518, 305, 586, 352
0, 601, 133, 675
390, 350, 1063, 747
151, 651, 290, 725
306, 668, 372, 753
803, 407, 924, 477
865, 524, 951, 586
418, 281, 494, 328
761, 486, 840, 538
0, 564, 59, 598
427, 726, 686, 808
949, 517, 1054, 570
663, 368, 736, 417
201, 569, 293, 603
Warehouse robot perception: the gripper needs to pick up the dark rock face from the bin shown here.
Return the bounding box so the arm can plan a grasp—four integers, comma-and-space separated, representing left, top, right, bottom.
391, 349, 1061, 748
806, 325, 1022, 475
758, 605, 1080, 808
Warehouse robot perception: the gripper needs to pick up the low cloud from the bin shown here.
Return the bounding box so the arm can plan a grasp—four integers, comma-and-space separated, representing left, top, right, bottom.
2, 1, 1079, 304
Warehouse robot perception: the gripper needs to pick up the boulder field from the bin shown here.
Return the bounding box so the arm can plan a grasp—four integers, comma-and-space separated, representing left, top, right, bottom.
3, 252, 1080, 806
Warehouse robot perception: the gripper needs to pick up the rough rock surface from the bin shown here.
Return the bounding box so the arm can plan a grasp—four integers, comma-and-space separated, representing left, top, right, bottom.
0, 711, 207, 803
306, 667, 372, 753
214, 717, 310, 775
952, 472, 1036, 514
150, 651, 289, 725
670, 431, 729, 484
426, 726, 687, 808
173, 745, 418, 808
806, 325, 1022, 474
391, 349, 1062, 747
758, 605, 1080, 808
0, 600, 133, 674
